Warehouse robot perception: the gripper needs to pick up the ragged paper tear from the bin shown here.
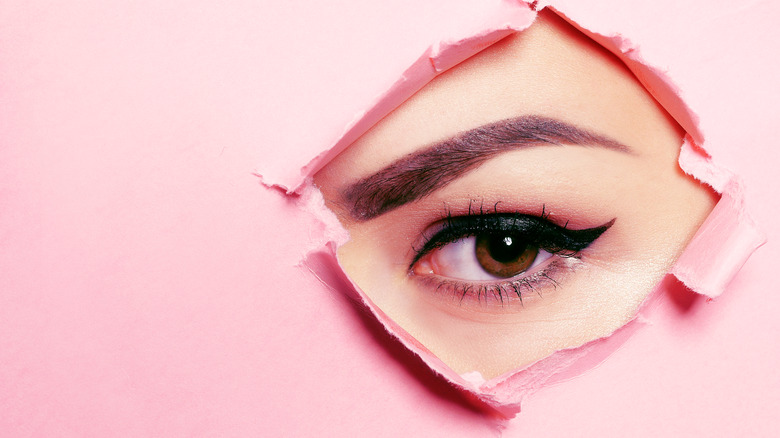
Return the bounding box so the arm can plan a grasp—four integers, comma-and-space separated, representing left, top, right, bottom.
296, 0, 538, 192
257, 0, 765, 418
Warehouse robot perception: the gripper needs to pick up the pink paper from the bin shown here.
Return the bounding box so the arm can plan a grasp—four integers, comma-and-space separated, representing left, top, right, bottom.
1, 0, 778, 436
287, 0, 766, 418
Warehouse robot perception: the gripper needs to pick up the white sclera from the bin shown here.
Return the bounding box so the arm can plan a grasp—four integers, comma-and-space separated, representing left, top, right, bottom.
430, 237, 554, 280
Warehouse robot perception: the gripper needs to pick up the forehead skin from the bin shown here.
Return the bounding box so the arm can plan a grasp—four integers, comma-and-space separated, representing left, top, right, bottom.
318, 10, 669, 200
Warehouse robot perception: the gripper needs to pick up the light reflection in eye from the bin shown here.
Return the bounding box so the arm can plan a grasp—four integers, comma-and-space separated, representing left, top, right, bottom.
413, 235, 554, 281
407, 213, 614, 304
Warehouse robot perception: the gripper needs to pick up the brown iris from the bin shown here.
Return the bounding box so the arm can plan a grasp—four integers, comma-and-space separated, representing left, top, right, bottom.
475, 234, 538, 278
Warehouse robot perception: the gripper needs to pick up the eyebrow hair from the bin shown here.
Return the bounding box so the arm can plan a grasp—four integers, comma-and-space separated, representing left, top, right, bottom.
343, 115, 631, 221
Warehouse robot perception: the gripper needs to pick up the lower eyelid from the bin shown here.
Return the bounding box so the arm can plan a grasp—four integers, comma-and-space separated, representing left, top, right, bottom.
411, 255, 582, 309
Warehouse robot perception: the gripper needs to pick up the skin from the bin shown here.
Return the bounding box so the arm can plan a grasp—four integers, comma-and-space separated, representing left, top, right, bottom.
314, 11, 717, 379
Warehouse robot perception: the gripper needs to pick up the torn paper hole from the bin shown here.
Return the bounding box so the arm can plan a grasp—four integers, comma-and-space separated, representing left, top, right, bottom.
257, 0, 764, 418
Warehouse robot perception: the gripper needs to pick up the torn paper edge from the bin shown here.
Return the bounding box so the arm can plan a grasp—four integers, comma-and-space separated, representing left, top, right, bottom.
291, 0, 538, 193
542, 5, 767, 295
257, 0, 766, 419
540, 4, 705, 145
671, 160, 766, 298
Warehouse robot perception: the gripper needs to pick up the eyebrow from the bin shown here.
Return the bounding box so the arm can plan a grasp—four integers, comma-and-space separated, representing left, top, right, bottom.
343, 115, 631, 221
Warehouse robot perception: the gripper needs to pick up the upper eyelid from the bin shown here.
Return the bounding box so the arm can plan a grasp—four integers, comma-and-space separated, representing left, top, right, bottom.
409, 213, 614, 271
415, 215, 553, 253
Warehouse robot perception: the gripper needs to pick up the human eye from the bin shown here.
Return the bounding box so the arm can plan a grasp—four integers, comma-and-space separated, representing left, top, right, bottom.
409, 207, 614, 305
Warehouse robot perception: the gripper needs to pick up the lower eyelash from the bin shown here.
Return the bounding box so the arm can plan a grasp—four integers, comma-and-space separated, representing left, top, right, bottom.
414, 256, 581, 306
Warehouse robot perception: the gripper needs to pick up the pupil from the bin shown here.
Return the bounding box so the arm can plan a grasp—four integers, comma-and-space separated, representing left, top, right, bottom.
487, 234, 527, 263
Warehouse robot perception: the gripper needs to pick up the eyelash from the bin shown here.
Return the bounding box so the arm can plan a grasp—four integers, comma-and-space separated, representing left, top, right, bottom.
409, 205, 614, 305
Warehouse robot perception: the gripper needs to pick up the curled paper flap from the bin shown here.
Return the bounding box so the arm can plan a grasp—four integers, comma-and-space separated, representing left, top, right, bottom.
671, 179, 766, 298
672, 138, 766, 296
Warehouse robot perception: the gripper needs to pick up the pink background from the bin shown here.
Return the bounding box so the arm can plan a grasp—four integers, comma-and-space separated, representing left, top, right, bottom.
1, 0, 778, 436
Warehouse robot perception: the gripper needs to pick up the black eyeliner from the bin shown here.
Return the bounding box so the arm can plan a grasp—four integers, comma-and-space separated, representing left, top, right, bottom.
409, 213, 615, 271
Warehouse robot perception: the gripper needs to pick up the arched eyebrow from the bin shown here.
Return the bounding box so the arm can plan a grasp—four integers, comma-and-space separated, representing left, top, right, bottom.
343, 115, 632, 221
